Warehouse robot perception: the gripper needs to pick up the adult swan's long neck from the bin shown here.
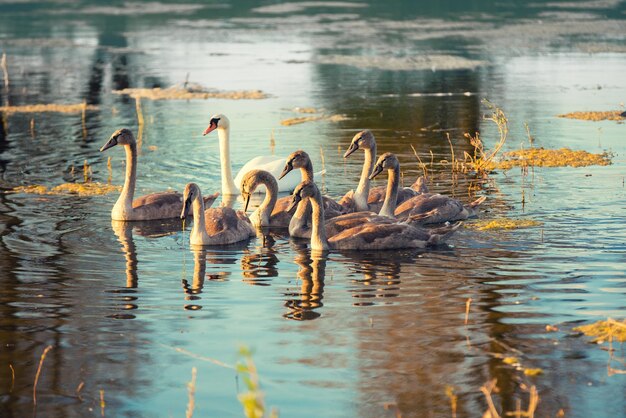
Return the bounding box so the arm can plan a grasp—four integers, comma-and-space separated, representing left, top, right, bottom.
112, 143, 137, 219
309, 187, 330, 251
354, 142, 376, 211
217, 126, 238, 195
378, 163, 400, 218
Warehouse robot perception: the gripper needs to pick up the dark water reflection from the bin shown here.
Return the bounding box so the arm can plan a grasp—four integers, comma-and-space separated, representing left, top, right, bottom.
1, 0, 626, 417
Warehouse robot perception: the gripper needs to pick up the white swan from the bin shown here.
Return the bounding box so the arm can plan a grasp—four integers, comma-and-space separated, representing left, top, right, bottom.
203, 114, 315, 194
100, 128, 218, 221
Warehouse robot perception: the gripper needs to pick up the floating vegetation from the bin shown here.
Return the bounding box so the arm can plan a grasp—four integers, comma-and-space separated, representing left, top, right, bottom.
575, 319, 626, 375
469, 218, 543, 231
11, 182, 121, 197
0, 102, 97, 114
280, 109, 348, 126
281, 115, 348, 126
252, 1, 367, 14
558, 110, 625, 122
523, 368, 544, 377
291, 107, 319, 114
113, 84, 269, 101
496, 147, 612, 169
574, 318, 626, 343
315, 54, 486, 71
502, 357, 519, 365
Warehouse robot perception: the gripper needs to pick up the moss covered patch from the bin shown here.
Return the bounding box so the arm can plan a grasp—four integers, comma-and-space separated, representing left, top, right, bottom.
496, 147, 612, 169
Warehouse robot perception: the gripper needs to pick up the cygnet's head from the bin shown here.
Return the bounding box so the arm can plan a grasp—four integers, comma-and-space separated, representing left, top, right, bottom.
100, 128, 135, 152
369, 152, 399, 180
343, 130, 376, 158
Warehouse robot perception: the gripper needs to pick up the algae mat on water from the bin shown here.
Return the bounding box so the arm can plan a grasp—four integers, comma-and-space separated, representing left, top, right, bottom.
496, 148, 612, 170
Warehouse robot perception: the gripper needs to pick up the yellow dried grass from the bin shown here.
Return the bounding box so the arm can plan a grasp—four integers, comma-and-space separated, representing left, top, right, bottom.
496, 148, 611, 170
469, 218, 543, 231
558, 110, 624, 122
11, 182, 121, 196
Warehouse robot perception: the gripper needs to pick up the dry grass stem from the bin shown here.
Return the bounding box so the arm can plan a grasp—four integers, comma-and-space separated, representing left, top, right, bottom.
410, 144, 428, 178
9, 364, 15, 393
33, 345, 53, 406
82, 101, 88, 139
135, 97, 144, 148
1, 52, 9, 90
186, 367, 197, 418
465, 298, 472, 325
445, 385, 457, 418
100, 389, 105, 417
107, 156, 113, 184
480, 379, 501, 418
30, 118, 35, 138
269, 129, 275, 154
76, 381, 84, 400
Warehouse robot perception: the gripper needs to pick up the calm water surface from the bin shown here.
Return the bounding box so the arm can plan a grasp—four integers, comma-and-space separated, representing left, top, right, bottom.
1, 1, 625, 417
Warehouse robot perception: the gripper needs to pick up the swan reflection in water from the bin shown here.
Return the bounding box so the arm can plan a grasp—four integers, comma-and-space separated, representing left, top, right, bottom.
110, 219, 183, 318
182, 240, 251, 310
241, 232, 279, 286
284, 249, 327, 321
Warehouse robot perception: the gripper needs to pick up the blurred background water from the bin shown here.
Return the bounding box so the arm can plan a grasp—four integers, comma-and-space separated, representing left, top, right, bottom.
0, 0, 625, 417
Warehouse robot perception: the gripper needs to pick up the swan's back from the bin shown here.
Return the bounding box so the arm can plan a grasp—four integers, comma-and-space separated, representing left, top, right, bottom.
329, 221, 459, 250
395, 194, 465, 224
234, 155, 302, 192
204, 207, 255, 245
130, 191, 183, 220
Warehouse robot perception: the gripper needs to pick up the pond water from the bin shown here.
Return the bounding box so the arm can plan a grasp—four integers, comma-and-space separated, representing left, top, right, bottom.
1, 1, 625, 417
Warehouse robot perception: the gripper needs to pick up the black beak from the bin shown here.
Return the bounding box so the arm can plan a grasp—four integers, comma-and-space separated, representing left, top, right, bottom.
100, 136, 118, 152
180, 197, 192, 219
243, 193, 251, 213
369, 164, 383, 180
279, 162, 293, 180
287, 193, 302, 212
343, 142, 359, 158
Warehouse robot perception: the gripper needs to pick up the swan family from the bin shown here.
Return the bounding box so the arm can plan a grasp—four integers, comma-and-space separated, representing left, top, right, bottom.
101, 115, 486, 250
